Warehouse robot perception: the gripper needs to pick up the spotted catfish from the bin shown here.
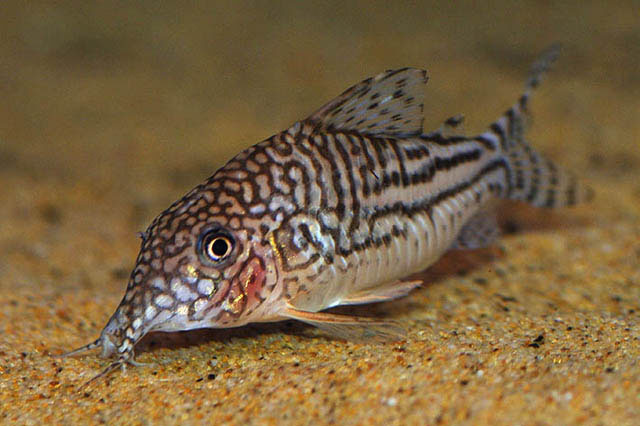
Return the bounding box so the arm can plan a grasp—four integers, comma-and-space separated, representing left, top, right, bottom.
60, 45, 591, 384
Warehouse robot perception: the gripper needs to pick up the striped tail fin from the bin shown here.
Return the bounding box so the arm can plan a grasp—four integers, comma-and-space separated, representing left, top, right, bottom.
481, 44, 593, 208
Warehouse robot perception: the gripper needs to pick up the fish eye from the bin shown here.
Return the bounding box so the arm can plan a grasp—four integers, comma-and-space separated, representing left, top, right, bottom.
199, 229, 234, 263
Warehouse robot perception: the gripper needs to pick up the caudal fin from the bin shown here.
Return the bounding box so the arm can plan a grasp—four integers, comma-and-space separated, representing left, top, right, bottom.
479, 44, 593, 208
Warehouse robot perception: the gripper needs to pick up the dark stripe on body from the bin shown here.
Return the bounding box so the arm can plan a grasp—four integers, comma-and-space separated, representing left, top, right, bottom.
333, 134, 361, 233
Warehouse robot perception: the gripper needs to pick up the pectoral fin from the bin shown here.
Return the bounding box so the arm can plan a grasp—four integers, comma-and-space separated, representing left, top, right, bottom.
283, 306, 406, 342
340, 280, 422, 305
451, 208, 500, 250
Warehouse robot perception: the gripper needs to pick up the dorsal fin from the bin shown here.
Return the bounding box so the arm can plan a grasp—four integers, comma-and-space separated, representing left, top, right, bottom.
307, 68, 428, 137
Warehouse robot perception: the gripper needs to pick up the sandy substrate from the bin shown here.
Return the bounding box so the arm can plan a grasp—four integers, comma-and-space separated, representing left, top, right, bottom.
1, 2, 638, 425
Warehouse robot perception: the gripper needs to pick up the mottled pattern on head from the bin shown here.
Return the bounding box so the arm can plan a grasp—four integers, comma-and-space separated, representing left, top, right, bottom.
106, 136, 316, 357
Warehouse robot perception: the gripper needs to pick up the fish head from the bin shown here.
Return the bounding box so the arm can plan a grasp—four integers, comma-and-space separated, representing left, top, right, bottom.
88, 178, 282, 361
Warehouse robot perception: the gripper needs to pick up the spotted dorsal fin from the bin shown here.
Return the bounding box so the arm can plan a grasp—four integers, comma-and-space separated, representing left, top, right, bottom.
307, 68, 428, 137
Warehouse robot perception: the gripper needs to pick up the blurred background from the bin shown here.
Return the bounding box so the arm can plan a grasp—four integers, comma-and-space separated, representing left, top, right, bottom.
1, 1, 638, 423
2, 1, 637, 183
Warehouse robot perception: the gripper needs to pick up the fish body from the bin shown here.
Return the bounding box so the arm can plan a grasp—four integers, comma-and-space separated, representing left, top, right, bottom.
61, 45, 591, 382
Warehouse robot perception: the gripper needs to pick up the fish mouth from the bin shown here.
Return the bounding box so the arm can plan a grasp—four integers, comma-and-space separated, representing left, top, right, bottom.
58, 332, 119, 360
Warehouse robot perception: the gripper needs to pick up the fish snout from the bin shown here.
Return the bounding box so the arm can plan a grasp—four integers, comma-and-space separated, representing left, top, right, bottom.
97, 332, 119, 358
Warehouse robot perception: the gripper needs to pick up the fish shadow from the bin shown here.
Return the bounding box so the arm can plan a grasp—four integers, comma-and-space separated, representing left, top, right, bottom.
496, 200, 593, 234
137, 320, 310, 355
137, 201, 590, 354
